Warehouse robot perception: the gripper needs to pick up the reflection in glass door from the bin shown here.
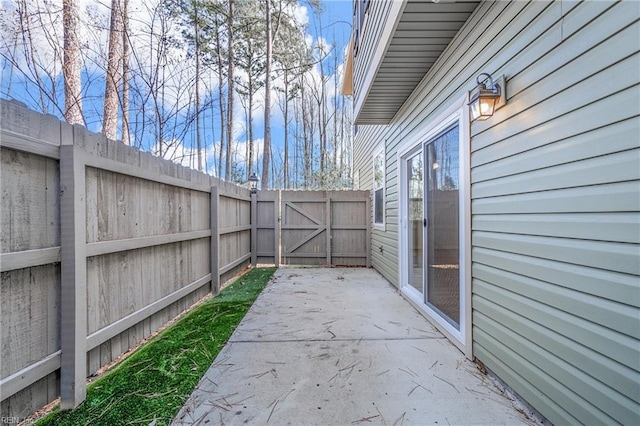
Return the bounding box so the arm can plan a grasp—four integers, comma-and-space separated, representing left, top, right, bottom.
425, 125, 460, 328
406, 151, 423, 294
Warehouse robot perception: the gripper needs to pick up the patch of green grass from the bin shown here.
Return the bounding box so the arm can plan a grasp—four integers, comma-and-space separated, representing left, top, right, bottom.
37, 267, 276, 426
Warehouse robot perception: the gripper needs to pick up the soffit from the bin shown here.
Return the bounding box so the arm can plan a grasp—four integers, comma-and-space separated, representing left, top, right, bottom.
356, 0, 480, 124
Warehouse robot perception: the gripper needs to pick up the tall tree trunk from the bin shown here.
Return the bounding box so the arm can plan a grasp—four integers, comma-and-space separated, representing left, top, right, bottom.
339, 96, 345, 173
261, 0, 272, 189
294, 96, 300, 189
300, 78, 310, 188
283, 69, 289, 189
63, 0, 83, 125
320, 72, 329, 186
210, 82, 217, 176
243, 102, 249, 178
194, 0, 202, 170
103, 0, 123, 140
121, 0, 130, 144
270, 143, 276, 188
154, 12, 166, 157
225, 0, 234, 180
214, 18, 225, 178
319, 67, 326, 185
159, 52, 165, 156
333, 47, 339, 169
247, 70, 254, 180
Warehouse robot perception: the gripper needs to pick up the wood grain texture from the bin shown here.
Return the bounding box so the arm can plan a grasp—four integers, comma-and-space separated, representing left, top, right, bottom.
0, 149, 53, 399
59, 144, 87, 409
0, 248, 60, 272
279, 191, 369, 266
1, 99, 370, 419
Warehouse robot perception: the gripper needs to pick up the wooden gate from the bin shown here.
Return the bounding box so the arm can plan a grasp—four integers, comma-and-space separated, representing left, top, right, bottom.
255, 190, 370, 266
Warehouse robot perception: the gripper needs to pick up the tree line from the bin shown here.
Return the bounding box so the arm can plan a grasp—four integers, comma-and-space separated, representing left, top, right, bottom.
0, 0, 354, 189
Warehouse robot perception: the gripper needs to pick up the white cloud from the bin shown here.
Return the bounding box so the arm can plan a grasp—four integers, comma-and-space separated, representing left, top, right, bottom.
0, 0, 352, 182
290, 3, 309, 27
201, 134, 266, 178
153, 137, 201, 169
316, 36, 332, 55
0, 0, 65, 75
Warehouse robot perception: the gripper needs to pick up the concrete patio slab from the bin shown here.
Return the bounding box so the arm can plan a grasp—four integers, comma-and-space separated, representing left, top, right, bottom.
173, 268, 531, 425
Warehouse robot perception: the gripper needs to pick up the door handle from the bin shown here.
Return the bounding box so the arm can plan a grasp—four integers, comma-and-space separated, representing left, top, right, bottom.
423, 218, 427, 228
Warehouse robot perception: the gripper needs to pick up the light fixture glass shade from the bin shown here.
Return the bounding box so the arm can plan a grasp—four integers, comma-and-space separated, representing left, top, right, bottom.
248, 172, 259, 192
469, 94, 498, 121
468, 73, 502, 121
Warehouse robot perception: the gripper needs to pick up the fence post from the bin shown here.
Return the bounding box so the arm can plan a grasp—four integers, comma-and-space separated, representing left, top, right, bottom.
326, 195, 331, 266
210, 186, 220, 295
365, 193, 372, 268
59, 142, 87, 409
275, 190, 281, 267
251, 191, 257, 267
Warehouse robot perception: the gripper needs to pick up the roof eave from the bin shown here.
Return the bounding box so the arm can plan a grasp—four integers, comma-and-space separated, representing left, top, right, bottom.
354, 0, 481, 125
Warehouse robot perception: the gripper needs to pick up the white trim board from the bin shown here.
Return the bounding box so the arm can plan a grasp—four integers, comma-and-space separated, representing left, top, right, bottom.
354, 0, 408, 122
397, 94, 472, 359
372, 142, 386, 231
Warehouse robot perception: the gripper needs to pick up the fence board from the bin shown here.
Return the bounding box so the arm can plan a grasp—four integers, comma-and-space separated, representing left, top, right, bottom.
0, 248, 60, 272
211, 187, 220, 295
1, 100, 369, 420
86, 230, 211, 257
59, 144, 87, 408
275, 190, 281, 268
86, 273, 212, 350
0, 129, 60, 159
0, 352, 60, 404
256, 191, 279, 264
280, 191, 370, 266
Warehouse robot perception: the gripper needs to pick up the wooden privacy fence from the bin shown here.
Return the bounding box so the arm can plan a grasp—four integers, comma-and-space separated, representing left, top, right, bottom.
254, 190, 371, 267
0, 100, 251, 418
0, 100, 371, 420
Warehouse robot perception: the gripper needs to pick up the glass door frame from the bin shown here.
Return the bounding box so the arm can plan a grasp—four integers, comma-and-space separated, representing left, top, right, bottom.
404, 147, 424, 298
397, 98, 472, 358
424, 123, 461, 329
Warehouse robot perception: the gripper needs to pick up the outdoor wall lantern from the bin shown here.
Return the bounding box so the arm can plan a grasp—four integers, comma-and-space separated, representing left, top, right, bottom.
468, 73, 506, 122
248, 172, 259, 194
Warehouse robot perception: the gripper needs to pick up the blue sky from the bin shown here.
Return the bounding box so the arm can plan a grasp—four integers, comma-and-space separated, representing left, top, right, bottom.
0, 0, 354, 184
193, 0, 355, 181
317, 0, 352, 44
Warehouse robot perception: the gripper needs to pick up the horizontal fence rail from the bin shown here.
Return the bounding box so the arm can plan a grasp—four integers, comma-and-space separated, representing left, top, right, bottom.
0, 99, 371, 420
0, 100, 252, 418
256, 190, 371, 267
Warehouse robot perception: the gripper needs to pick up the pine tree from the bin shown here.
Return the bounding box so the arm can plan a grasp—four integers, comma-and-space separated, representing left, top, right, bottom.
103, 0, 123, 141
63, 0, 83, 125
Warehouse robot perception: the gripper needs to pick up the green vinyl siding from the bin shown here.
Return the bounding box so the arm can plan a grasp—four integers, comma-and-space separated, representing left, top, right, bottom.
465, 3, 640, 420
472, 180, 639, 215
353, 0, 394, 105
353, 124, 399, 285
469, 2, 640, 419
352, 0, 640, 423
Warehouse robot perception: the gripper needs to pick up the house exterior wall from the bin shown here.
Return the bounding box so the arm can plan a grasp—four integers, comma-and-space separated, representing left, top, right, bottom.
352, 0, 394, 110
352, 1, 640, 424
354, 124, 399, 284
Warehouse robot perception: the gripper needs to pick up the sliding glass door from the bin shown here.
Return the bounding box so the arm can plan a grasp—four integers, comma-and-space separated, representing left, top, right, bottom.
424, 125, 460, 328
407, 151, 423, 294
403, 124, 461, 330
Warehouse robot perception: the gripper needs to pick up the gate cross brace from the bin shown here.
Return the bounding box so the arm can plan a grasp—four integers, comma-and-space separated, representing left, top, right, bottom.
284, 201, 323, 225
284, 226, 327, 254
